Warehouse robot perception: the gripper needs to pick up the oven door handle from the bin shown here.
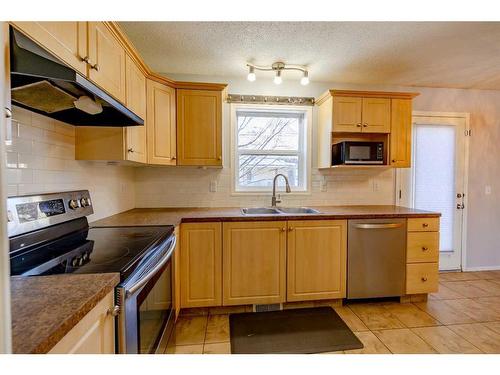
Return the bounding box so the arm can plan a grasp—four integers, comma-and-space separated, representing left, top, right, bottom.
125, 236, 176, 297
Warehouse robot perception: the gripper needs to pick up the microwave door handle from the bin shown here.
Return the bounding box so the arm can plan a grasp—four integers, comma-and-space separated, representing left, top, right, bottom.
125, 236, 176, 297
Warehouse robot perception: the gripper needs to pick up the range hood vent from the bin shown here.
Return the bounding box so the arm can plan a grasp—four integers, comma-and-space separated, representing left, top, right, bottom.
9, 27, 143, 127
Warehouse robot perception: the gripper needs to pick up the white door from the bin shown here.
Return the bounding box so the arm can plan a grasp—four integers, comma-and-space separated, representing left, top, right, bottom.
396, 113, 469, 271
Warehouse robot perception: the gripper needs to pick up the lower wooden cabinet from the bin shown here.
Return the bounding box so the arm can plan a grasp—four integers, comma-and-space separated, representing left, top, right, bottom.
223, 221, 286, 305
180, 222, 222, 308
173, 226, 181, 320
49, 291, 115, 354
406, 263, 439, 294
287, 220, 347, 302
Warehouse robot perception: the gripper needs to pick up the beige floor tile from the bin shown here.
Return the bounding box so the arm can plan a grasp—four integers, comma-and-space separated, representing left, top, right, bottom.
203, 342, 231, 354
165, 344, 204, 354
372, 328, 437, 354
470, 271, 500, 280
179, 307, 209, 317
467, 280, 500, 296
382, 303, 440, 328
483, 322, 500, 335
344, 331, 391, 354
414, 300, 476, 325
441, 281, 491, 298
448, 323, 500, 353
167, 315, 208, 346
444, 298, 500, 322
411, 326, 482, 353
473, 296, 500, 313
349, 303, 405, 330
429, 283, 466, 300
205, 314, 230, 344
334, 306, 369, 332
439, 272, 481, 282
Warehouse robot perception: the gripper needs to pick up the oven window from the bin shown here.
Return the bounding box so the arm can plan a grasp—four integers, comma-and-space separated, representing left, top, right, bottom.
137, 262, 172, 354
349, 146, 370, 160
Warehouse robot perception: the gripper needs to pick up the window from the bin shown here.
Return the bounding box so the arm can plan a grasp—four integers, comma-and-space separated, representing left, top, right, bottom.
232, 105, 310, 193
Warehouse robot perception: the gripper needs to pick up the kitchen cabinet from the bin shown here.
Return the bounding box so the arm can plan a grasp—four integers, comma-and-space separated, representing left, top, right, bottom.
87, 22, 126, 103
147, 79, 176, 165
222, 221, 286, 305
316, 90, 419, 169
48, 292, 115, 354
173, 226, 181, 320
124, 54, 147, 163
180, 222, 222, 308
390, 99, 412, 167
287, 220, 347, 302
176, 89, 223, 166
405, 217, 440, 295
11, 22, 88, 76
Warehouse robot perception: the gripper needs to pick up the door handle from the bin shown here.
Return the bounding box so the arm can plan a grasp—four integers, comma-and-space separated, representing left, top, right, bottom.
354, 223, 403, 229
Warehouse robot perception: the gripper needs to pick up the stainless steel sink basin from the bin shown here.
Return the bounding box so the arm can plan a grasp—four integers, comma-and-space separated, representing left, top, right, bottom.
241, 207, 281, 215
278, 207, 321, 214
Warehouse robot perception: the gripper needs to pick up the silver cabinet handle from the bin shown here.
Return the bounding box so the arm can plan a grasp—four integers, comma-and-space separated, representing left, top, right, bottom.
4, 107, 13, 145
5, 107, 12, 119
354, 223, 403, 229
127, 148, 134, 153
107, 305, 120, 316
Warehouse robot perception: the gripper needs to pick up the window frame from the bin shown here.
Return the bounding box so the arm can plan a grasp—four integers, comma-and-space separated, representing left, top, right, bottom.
230, 103, 312, 195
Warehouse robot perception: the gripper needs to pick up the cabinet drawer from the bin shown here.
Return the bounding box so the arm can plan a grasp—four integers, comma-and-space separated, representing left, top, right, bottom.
407, 218, 439, 232
407, 232, 439, 263
406, 263, 438, 294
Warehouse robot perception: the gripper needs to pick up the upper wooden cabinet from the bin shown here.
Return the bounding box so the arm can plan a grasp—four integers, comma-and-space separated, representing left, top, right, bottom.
11, 22, 88, 76
176, 89, 223, 166
147, 79, 176, 165
287, 220, 347, 302
316, 90, 419, 169
87, 22, 126, 103
390, 99, 412, 167
223, 221, 286, 306
180, 222, 222, 308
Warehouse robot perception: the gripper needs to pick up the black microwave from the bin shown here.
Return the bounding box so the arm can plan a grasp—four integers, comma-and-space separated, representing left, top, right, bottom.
332, 141, 384, 165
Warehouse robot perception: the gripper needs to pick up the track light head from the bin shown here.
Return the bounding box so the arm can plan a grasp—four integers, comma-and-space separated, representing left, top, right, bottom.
300, 71, 310, 85
274, 70, 282, 85
247, 66, 256, 82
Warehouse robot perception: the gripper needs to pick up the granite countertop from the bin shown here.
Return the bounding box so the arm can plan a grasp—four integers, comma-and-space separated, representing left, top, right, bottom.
11, 273, 120, 354
92, 205, 440, 227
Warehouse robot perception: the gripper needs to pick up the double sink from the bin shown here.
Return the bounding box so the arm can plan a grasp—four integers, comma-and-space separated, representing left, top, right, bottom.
241, 207, 320, 215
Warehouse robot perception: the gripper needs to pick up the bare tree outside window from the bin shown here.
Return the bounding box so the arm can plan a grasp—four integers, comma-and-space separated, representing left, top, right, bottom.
234, 107, 308, 192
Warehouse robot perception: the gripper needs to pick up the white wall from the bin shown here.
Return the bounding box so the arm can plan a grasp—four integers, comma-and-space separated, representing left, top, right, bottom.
136, 73, 500, 270
5, 106, 136, 222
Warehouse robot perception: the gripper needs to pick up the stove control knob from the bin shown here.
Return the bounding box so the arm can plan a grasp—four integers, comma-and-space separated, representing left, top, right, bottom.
82, 252, 89, 261
68, 199, 79, 210
71, 257, 79, 267
78, 257, 84, 266
80, 197, 89, 207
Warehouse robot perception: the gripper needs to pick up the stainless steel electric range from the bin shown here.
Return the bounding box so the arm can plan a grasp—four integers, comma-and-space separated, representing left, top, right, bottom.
7, 190, 176, 354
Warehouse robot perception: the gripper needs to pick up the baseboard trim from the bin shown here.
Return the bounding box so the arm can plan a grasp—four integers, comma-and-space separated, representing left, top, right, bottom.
462, 265, 500, 272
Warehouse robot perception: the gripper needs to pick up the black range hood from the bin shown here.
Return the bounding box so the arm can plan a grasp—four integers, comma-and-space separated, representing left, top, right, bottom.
9, 27, 143, 127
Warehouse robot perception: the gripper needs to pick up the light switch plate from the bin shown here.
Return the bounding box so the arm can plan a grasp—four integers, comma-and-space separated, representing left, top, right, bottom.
210, 180, 217, 192
485, 185, 492, 195
320, 176, 327, 192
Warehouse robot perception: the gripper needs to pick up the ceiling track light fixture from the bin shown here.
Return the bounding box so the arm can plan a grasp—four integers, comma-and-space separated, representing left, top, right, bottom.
246, 62, 310, 85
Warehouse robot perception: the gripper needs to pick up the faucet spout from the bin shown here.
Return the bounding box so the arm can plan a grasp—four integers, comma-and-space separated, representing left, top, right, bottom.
271, 174, 291, 207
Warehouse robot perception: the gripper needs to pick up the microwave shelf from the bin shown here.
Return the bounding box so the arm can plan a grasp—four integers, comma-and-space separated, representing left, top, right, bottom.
320, 164, 392, 170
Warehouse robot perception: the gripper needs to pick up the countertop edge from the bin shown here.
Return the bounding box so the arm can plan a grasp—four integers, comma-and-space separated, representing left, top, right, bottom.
27, 274, 119, 354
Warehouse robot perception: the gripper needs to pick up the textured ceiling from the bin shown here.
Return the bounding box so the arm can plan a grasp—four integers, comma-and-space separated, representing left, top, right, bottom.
120, 22, 500, 90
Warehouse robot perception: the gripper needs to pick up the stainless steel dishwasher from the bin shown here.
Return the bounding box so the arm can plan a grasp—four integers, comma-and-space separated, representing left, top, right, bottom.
347, 218, 406, 299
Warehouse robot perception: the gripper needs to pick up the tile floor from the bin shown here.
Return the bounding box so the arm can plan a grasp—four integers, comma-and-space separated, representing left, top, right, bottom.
165, 271, 500, 354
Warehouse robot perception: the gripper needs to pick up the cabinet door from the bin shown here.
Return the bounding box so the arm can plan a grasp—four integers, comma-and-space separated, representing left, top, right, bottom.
125, 54, 147, 163
146, 79, 176, 165
333, 96, 362, 132
390, 99, 412, 167
173, 226, 181, 320
87, 22, 126, 103
223, 221, 286, 306
361, 98, 391, 133
49, 292, 115, 354
12, 22, 88, 76
180, 223, 222, 308
287, 220, 347, 302
177, 89, 222, 166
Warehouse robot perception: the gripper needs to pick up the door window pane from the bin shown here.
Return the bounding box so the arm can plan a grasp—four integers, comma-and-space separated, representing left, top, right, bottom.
413, 125, 456, 252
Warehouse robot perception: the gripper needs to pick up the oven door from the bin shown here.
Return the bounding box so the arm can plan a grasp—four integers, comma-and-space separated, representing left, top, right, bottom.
117, 236, 176, 354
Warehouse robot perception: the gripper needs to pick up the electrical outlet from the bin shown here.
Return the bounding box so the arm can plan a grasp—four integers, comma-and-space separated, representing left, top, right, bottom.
372, 180, 379, 192
320, 176, 327, 192
485, 185, 492, 195
210, 180, 217, 192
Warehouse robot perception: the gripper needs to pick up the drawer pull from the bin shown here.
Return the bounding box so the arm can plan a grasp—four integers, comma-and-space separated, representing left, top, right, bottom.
422, 246, 429, 251
421, 277, 428, 282
281, 227, 286, 232
422, 223, 429, 228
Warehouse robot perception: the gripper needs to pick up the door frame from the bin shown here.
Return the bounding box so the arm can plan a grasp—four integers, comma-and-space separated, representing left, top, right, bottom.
395, 111, 470, 271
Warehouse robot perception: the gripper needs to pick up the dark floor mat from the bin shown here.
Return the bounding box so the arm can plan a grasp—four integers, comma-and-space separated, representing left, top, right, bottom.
229, 306, 364, 354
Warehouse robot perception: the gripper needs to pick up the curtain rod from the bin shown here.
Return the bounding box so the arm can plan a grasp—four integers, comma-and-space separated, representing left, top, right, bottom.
226, 94, 315, 106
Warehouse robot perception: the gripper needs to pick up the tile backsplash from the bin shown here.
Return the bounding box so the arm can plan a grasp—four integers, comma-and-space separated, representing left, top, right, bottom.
5, 106, 135, 222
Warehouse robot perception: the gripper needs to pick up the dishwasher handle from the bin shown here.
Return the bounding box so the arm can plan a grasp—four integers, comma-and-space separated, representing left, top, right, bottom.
353, 223, 403, 229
